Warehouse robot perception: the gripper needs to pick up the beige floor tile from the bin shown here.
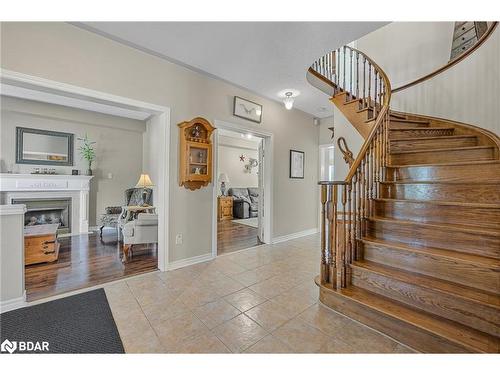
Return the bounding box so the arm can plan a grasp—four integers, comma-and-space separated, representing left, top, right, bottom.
244, 334, 294, 353
177, 284, 220, 309
209, 277, 246, 298
152, 312, 211, 351
244, 301, 296, 331
213, 314, 267, 353
249, 275, 295, 299
224, 288, 267, 312
130, 285, 179, 308
272, 317, 336, 353
336, 320, 399, 353
121, 326, 164, 353
230, 269, 274, 287
193, 299, 241, 329
141, 298, 191, 326
207, 258, 248, 276
126, 273, 164, 289
393, 344, 418, 353
171, 332, 231, 353
271, 286, 318, 316
297, 304, 351, 338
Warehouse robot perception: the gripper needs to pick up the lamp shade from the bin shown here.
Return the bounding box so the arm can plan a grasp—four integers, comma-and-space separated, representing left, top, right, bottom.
219, 173, 229, 183
136, 173, 154, 188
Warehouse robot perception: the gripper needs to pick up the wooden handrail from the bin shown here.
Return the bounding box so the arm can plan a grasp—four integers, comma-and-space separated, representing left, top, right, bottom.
393, 22, 498, 93
337, 137, 354, 167
311, 45, 392, 289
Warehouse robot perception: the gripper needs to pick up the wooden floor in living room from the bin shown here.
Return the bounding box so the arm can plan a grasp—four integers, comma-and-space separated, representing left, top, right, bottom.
25, 229, 158, 301
217, 220, 260, 255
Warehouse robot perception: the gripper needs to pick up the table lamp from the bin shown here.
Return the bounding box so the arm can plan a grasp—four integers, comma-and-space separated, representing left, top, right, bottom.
219, 173, 229, 196
136, 173, 154, 206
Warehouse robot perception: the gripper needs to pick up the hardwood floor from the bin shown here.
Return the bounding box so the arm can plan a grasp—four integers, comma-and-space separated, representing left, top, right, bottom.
217, 220, 260, 255
25, 229, 158, 301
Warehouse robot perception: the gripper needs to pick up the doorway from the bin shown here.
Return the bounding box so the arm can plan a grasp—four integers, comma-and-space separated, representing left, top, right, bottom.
1, 70, 170, 303
212, 120, 273, 257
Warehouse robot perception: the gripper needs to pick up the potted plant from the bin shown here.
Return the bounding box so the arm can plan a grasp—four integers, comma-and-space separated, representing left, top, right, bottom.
77, 134, 96, 175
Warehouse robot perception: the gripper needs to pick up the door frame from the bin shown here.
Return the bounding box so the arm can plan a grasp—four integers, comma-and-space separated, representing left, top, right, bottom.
211, 120, 274, 258
0, 69, 171, 275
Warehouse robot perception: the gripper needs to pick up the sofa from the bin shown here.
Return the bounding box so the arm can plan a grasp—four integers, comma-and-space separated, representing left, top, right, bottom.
228, 187, 259, 219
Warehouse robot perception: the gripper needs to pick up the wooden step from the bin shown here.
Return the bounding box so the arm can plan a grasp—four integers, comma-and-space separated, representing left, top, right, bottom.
390, 135, 477, 152
361, 237, 500, 294
318, 281, 500, 353
390, 127, 455, 139
390, 146, 496, 165
366, 217, 500, 259
379, 181, 500, 204
373, 198, 500, 229
386, 160, 500, 182
389, 119, 430, 128
351, 260, 500, 336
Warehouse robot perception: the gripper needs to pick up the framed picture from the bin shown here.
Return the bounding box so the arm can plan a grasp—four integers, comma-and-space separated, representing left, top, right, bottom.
289, 150, 305, 179
233, 96, 262, 123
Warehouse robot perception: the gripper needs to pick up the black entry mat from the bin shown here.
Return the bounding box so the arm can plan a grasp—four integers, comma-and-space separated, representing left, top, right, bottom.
0, 289, 124, 353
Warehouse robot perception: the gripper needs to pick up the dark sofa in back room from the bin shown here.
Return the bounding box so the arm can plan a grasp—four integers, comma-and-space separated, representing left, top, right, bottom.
227, 187, 259, 219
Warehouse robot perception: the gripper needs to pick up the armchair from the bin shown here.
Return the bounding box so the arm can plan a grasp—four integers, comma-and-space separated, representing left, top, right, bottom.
228, 187, 259, 219
122, 213, 158, 261
99, 187, 153, 238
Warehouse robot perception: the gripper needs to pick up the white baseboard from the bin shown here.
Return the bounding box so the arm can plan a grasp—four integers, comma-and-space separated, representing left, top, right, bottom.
0, 291, 27, 313
272, 228, 319, 244
167, 252, 214, 271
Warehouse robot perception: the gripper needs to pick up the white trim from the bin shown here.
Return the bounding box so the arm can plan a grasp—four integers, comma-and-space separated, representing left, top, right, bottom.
272, 228, 319, 244
167, 253, 214, 271
0, 291, 26, 313
0, 69, 171, 279
0, 204, 27, 215
211, 120, 274, 258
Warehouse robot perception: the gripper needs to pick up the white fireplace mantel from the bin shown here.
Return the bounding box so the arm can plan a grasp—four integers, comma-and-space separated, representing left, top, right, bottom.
0, 173, 93, 234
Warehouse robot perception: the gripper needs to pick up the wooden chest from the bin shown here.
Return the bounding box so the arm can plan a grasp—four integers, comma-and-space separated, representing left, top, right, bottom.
24, 224, 60, 265
218, 196, 233, 221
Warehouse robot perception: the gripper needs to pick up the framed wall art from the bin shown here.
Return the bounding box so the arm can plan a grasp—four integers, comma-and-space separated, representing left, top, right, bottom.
233, 96, 262, 123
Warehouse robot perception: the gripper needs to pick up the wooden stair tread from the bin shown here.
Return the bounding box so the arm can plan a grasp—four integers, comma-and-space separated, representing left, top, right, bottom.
390, 127, 455, 132
389, 119, 430, 125
320, 283, 498, 353
362, 237, 500, 269
390, 145, 494, 155
373, 197, 500, 209
388, 160, 500, 168
390, 135, 475, 141
352, 259, 500, 307
380, 180, 500, 185
369, 216, 500, 236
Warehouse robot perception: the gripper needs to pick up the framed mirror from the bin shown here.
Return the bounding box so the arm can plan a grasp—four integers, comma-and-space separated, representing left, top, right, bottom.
16, 127, 74, 166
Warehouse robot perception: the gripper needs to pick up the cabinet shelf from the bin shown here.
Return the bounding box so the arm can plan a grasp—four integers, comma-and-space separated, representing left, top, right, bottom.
178, 117, 215, 191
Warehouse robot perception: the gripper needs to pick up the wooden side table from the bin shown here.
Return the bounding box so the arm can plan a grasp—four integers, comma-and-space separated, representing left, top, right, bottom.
218, 196, 233, 221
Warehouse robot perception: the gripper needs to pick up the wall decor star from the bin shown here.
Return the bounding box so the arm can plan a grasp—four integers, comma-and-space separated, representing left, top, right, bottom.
239, 154, 245, 162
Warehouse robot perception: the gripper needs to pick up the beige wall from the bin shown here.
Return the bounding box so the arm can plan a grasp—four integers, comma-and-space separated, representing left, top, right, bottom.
319, 108, 363, 181
0, 22, 319, 262
0, 206, 25, 304
0, 96, 145, 226
218, 136, 259, 191
356, 22, 500, 135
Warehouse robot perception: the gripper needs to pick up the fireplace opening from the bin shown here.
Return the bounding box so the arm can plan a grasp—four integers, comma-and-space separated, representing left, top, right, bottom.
12, 198, 72, 234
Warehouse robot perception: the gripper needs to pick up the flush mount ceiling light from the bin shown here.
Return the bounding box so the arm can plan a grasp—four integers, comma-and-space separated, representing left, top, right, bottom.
278, 89, 300, 110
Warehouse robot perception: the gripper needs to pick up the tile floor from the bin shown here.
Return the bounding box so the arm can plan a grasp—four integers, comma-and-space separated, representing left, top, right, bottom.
105, 234, 416, 353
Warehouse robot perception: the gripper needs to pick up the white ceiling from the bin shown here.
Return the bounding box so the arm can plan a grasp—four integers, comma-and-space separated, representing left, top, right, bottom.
75, 22, 387, 118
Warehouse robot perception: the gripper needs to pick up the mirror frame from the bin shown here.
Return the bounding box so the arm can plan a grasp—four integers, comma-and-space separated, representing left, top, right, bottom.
16, 127, 74, 166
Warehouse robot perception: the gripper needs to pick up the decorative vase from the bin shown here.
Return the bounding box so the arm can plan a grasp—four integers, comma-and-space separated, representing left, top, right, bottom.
87, 168, 92, 176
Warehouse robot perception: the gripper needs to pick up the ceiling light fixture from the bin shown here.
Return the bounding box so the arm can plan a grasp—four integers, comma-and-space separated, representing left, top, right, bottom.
278, 89, 300, 111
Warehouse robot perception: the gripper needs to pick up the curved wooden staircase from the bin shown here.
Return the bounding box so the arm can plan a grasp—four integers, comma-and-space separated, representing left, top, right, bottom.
308, 42, 500, 353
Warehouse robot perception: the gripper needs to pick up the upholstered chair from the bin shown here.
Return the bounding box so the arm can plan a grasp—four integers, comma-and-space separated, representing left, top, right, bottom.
121, 213, 158, 261
99, 187, 153, 238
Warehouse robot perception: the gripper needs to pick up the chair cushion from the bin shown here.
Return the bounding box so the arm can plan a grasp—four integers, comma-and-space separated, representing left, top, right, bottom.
135, 213, 158, 226
228, 188, 251, 204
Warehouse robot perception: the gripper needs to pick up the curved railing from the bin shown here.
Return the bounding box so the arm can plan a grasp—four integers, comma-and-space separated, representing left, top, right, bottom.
310, 45, 392, 289
337, 137, 354, 167
392, 22, 498, 93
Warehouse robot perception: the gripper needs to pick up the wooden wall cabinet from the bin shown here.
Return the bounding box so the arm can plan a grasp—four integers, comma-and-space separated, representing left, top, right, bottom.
178, 117, 215, 191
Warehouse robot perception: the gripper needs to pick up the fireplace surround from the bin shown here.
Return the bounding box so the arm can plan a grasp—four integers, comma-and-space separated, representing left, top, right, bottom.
0, 174, 93, 235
